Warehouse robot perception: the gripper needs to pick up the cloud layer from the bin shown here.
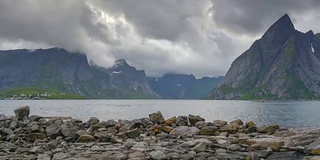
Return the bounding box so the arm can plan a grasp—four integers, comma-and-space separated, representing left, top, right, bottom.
0, 0, 319, 77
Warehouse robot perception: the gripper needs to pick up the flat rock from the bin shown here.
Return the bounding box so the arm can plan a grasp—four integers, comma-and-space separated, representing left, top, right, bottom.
266, 151, 303, 160
169, 126, 199, 136
306, 137, 320, 155
37, 154, 51, 160
193, 142, 207, 152
52, 152, 70, 160
149, 150, 167, 160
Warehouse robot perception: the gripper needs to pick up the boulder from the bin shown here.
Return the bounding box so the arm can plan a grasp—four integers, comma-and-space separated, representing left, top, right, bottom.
169, 126, 199, 136
94, 131, 112, 142
29, 115, 43, 122
245, 121, 256, 128
139, 117, 153, 127
162, 126, 173, 133
46, 123, 62, 138
117, 128, 140, 139
229, 119, 244, 125
87, 117, 99, 125
28, 133, 46, 142
14, 106, 30, 120
126, 128, 140, 139
188, 114, 205, 126
199, 126, 218, 135
306, 137, 320, 155
149, 111, 165, 124
61, 126, 79, 139
165, 116, 176, 125
248, 138, 285, 151
29, 122, 40, 133
193, 142, 207, 152
78, 134, 95, 142
266, 124, 280, 135
266, 151, 303, 160
220, 124, 240, 134
0, 114, 6, 120
212, 120, 227, 127
149, 150, 167, 160
176, 116, 188, 126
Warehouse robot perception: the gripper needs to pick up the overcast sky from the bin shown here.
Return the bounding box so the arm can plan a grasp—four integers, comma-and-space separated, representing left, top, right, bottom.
0, 0, 320, 77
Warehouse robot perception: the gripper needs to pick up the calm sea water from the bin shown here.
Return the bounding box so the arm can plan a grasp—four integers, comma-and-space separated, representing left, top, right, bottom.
0, 100, 320, 128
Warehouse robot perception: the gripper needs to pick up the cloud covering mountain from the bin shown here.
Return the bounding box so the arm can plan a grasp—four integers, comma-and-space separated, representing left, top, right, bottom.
0, 0, 319, 77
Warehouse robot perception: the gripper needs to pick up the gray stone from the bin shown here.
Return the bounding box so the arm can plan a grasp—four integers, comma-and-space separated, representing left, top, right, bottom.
149, 111, 165, 124
266, 151, 303, 160
87, 117, 99, 125
212, 120, 227, 127
90, 145, 105, 151
94, 131, 112, 142
176, 116, 188, 126
193, 142, 207, 152
188, 114, 205, 125
229, 119, 243, 125
149, 150, 167, 160
29, 122, 40, 132
169, 126, 199, 136
37, 154, 51, 160
0, 114, 6, 120
227, 144, 241, 151
28, 133, 46, 141
126, 128, 140, 138
105, 119, 117, 127
61, 126, 78, 139
78, 134, 95, 142
29, 115, 43, 122
306, 137, 320, 155
46, 123, 62, 138
29, 146, 44, 153
128, 151, 146, 158
52, 152, 70, 160
199, 126, 218, 135
14, 106, 30, 120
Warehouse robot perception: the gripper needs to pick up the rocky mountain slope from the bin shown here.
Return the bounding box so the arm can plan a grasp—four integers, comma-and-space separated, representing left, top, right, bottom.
148, 74, 223, 99
0, 48, 158, 99
209, 14, 320, 100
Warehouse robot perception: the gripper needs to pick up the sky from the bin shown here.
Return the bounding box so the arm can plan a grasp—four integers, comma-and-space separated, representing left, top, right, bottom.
0, 0, 320, 77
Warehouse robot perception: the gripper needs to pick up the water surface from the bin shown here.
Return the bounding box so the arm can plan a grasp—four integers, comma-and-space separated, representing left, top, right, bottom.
1, 100, 319, 128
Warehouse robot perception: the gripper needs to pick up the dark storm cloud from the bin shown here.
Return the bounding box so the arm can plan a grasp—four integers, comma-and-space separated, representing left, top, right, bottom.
0, 0, 319, 77
211, 0, 320, 35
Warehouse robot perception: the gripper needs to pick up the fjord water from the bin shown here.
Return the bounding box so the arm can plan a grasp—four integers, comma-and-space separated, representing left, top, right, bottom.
0, 100, 319, 128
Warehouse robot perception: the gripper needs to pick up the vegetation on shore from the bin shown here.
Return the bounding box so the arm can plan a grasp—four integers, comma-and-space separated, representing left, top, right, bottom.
0, 87, 85, 100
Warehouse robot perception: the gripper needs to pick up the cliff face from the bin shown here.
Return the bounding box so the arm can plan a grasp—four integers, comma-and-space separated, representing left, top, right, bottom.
0, 48, 157, 99
209, 14, 320, 100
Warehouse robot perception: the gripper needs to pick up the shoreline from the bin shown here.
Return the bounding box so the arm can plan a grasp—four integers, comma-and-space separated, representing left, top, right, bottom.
1, 106, 320, 160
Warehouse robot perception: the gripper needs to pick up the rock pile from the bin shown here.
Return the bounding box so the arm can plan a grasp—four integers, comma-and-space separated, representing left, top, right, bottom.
0, 106, 320, 159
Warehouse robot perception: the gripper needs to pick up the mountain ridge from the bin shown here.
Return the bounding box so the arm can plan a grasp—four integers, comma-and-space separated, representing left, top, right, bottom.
0, 48, 158, 99
209, 14, 320, 100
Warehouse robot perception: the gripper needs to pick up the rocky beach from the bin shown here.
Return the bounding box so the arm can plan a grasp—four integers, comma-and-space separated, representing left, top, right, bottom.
1, 106, 320, 160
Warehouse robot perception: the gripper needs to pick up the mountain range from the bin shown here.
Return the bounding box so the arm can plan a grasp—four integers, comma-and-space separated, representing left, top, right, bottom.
0, 48, 221, 99
148, 74, 223, 99
209, 14, 320, 100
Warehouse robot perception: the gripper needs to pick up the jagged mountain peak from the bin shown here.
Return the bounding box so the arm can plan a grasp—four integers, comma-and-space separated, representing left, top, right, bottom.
209, 14, 320, 100
114, 59, 129, 66
261, 14, 295, 46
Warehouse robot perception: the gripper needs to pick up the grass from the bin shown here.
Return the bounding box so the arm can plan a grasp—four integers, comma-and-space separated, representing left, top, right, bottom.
0, 87, 85, 99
